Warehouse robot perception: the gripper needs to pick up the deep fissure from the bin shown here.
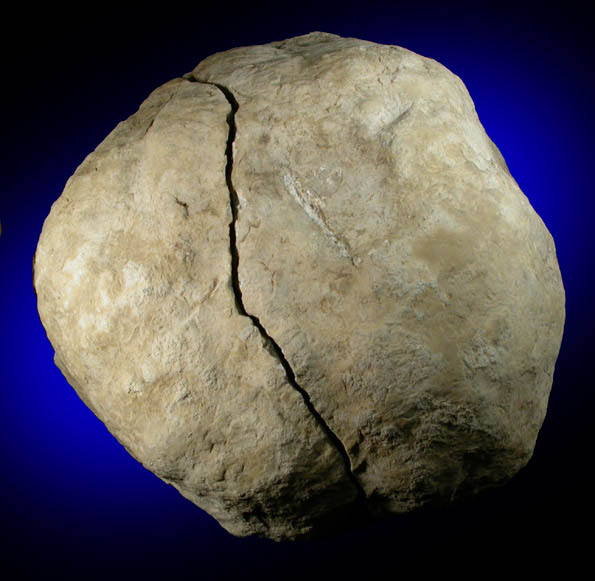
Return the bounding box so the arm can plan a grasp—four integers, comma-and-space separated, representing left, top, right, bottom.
187, 75, 366, 508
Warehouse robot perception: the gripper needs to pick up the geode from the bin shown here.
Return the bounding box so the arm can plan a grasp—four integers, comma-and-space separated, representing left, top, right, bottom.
33, 32, 565, 540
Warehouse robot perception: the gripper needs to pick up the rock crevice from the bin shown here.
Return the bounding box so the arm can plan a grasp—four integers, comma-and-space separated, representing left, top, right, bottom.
186, 74, 367, 509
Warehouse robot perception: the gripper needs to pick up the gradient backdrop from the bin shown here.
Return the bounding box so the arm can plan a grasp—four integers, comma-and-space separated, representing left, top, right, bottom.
2, 1, 592, 577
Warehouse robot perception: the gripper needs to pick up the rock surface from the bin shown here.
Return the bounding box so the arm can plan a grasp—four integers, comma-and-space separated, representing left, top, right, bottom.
34, 32, 565, 540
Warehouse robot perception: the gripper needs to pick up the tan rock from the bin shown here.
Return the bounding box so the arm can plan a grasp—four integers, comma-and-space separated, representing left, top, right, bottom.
34, 32, 565, 540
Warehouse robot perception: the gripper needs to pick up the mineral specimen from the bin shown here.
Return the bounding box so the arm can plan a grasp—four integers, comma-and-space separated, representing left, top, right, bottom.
33, 32, 565, 540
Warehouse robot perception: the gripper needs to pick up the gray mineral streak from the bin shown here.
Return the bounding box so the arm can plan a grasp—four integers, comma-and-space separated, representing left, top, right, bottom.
34, 32, 565, 540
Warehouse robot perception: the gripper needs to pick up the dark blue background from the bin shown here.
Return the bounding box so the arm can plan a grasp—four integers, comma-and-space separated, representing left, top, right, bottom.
2, 1, 592, 577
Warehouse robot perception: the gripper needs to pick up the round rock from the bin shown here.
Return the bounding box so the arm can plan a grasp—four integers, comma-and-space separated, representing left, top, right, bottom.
34, 32, 565, 540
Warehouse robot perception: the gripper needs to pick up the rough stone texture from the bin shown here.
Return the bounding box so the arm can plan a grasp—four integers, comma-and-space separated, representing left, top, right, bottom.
34, 32, 565, 540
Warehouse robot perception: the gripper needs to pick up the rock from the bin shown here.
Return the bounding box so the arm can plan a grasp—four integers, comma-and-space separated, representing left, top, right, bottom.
33, 32, 565, 540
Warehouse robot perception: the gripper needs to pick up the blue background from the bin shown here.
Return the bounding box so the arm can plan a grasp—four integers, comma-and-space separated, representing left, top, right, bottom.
2, 1, 592, 576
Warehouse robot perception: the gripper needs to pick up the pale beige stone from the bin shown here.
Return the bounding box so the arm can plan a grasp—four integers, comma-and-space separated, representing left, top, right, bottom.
34, 32, 565, 540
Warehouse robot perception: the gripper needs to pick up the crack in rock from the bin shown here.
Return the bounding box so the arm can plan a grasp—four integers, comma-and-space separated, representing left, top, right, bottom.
174, 197, 189, 218
185, 74, 367, 510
